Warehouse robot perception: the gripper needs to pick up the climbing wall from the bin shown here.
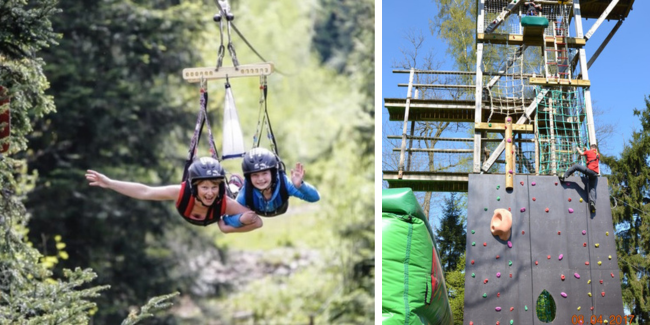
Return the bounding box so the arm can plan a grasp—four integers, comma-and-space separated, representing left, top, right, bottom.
464, 174, 624, 325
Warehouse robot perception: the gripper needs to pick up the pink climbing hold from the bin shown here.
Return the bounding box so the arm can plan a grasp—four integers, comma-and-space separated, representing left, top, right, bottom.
520, 207, 526, 212
547, 255, 551, 259
569, 208, 574, 213
484, 279, 488, 284
574, 273, 581, 279
520, 181, 524, 186
582, 230, 586, 235
497, 292, 500, 298
484, 242, 487, 247
496, 255, 500, 259
509, 170, 513, 174
545, 208, 549, 212
532, 197, 536, 201
611, 273, 615, 278
496, 306, 502, 311
561, 274, 565, 280
585, 261, 590, 265
507, 138, 512, 143
583, 242, 587, 247
558, 231, 561, 235
507, 117, 512, 122
600, 280, 603, 284
559, 254, 564, 260
535, 261, 539, 265
497, 272, 501, 278
508, 241, 512, 248
532, 182, 536, 186
510, 307, 514, 311
601, 292, 605, 297
561, 292, 568, 298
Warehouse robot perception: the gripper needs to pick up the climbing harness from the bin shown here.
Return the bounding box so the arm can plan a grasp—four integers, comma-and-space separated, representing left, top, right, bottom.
213, 0, 239, 70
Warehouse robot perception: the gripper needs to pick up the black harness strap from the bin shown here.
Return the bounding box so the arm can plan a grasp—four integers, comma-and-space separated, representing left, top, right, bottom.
245, 169, 289, 217
183, 86, 220, 182
252, 76, 280, 157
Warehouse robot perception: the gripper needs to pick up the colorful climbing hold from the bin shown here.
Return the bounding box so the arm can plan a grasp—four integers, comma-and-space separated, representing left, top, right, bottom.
525, 305, 528, 311
555, 182, 558, 186
510, 320, 513, 325
588, 280, 591, 284
471, 260, 475, 265
547, 255, 551, 259
598, 261, 602, 265
470, 322, 474, 325
561, 292, 567, 298
484, 242, 487, 247
582, 230, 586, 235
496, 307, 502, 311
588, 292, 592, 297
595, 243, 600, 248
507, 138, 512, 143
585, 261, 590, 265
507, 117, 511, 122
574, 273, 580, 279
611, 273, 615, 278
558, 231, 561, 235
472, 273, 475, 278
606, 231, 609, 236
508, 241, 512, 248
532, 197, 536, 201
532, 182, 536, 186
583, 242, 587, 247
600, 280, 604, 284
520, 181, 524, 186
497, 196, 501, 201
522, 230, 525, 235
509, 273, 512, 278
484, 279, 488, 284
545, 208, 549, 213
520, 207, 526, 212
496, 255, 500, 259
509, 170, 513, 174
497, 272, 501, 278
472, 230, 475, 234
485, 207, 488, 211
568, 208, 574, 213
561, 274, 565, 281
608, 255, 612, 260
497, 292, 500, 298
559, 254, 564, 260
535, 261, 538, 265
497, 185, 500, 190
488, 123, 492, 127
472, 242, 476, 246
601, 292, 605, 297
591, 307, 594, 311
510, 307, 514, 311
577, 306, 581, 311
509, 207, 512, 211
568, 198, 572, 202
483, 293, 487, 298
580, 198, 583, 203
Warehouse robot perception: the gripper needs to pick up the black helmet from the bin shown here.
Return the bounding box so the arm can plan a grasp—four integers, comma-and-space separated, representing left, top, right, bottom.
242, 148, 279, 175
188, 157, 225, 201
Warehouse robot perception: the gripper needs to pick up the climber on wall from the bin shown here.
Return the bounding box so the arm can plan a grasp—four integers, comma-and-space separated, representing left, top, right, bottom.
559, 144, 600, 212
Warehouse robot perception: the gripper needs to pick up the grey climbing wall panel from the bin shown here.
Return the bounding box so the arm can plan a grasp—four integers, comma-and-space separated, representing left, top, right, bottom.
464, 174, 624, 325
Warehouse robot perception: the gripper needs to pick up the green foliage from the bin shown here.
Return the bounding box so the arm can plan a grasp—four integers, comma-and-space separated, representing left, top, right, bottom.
121, 292, 180, 325
436, 193, 466, 271
601, 95, 650, 323
444, 254, 465, 325
431, 0, 477, 71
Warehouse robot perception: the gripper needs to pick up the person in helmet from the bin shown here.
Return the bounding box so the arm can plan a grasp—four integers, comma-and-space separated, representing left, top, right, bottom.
85, 157, 262, 232
221, 148, 319, 225
559, 144, 600, 213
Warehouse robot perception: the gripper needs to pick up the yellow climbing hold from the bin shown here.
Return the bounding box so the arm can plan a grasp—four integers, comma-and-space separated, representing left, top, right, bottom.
580, 198, 583, 202
595, 243, 600, 248
588, 280, 591, 284
609, 255, 612, 260
606, 231, 609, 236
598, 261, 602, 266
577, 306, 581, 311
588, 292, 592, 297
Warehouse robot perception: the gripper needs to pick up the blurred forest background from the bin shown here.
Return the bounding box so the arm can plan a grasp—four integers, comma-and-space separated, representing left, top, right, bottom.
0, 0, 374, 324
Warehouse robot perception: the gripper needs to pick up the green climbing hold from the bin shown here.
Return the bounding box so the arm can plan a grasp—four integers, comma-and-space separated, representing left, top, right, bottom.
510, 320, 514, 325
488, 123, 492, 127
484, 207, 488, 211
483, 293, 487, 298
525, 305, 528, 311
472, 242, 476, 246
472, 272, 475, 278
497, 185, 500, 190
509, 260, 513, 266
497, 196, 501, 201
471, 230, 475, 234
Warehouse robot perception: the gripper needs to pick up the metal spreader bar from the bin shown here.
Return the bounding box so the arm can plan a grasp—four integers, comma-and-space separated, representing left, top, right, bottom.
182, 63, 274, 83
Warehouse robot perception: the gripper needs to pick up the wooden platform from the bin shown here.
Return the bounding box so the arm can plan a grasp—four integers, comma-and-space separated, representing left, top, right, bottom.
383, 171, 470, 192
384, 98, 532, 122
579, 0, 635, 20
477, 34, 586, 47
529, 77, 591, 87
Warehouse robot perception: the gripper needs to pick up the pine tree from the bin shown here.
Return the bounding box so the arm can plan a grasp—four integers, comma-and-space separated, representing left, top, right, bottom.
436, 192, 466, 271
601, 95, 650, 323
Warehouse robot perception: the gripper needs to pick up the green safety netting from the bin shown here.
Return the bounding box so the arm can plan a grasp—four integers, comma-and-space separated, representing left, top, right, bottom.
382, 188, 453, 325
535, 87, 588, 175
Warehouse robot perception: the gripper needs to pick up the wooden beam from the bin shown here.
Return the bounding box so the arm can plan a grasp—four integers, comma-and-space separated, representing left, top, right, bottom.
477, 34, 585, 47
391, 148, 474, 153
475, 122, 534, 133
182, 63, 274, 82
529, 77, 591, 87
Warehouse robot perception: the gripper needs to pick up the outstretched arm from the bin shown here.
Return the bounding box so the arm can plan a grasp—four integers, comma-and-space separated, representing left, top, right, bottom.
287, 163, 320, 202
576, 147, 585, 155
85, 170, 180, 201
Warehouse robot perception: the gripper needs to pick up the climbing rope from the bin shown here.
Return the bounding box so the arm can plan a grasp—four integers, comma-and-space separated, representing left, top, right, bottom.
213, 0, 239, 70
252, 76, 280, 158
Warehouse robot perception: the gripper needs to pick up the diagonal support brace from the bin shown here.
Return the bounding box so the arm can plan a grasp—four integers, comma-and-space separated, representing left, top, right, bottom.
485, 0, 524, 34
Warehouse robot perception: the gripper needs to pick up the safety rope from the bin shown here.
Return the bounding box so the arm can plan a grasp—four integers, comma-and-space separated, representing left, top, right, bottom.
182, 78, 220, 182
214, 0, 239, 70
252, 76, 281, 158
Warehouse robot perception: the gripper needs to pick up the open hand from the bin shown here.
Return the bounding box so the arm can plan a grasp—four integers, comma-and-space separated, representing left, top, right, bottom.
290, 163, 305, 188
85, 170, 112, 188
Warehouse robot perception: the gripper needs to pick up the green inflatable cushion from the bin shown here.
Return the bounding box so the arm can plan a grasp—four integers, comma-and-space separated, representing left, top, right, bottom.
521, 16, 549, 28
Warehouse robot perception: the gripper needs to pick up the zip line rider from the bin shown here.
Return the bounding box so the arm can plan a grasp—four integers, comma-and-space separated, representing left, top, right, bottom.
85, 157, 262, 233
222, 148, 320, 226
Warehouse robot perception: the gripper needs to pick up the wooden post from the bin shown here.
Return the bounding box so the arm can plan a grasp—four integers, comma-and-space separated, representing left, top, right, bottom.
505, 116, 514, 189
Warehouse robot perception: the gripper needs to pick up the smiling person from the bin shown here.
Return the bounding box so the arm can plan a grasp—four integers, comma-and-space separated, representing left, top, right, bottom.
224, 148, 320, 222
85, 157, 262, 233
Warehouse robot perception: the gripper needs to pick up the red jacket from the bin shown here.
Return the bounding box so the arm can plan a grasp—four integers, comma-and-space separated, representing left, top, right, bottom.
583, 149, 599, 174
